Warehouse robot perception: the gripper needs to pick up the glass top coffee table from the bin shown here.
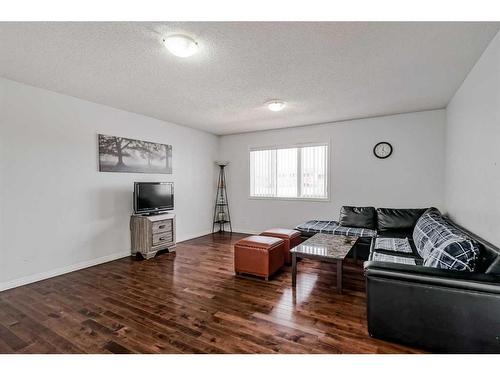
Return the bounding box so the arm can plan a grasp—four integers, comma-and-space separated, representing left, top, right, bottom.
290, 233, 359, 294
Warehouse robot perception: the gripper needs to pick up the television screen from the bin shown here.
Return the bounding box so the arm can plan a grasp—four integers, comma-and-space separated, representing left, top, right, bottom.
134, 182, 174, 214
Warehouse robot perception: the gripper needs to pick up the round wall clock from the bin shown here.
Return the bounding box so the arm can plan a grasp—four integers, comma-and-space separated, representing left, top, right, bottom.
373, 142, 393, 159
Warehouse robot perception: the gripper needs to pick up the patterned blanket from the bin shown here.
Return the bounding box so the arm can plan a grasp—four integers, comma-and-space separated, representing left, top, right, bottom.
374, 237, 413, 254
295, 220, 377, 238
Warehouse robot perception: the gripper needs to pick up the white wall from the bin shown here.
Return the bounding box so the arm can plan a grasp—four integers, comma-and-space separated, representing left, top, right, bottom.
0, 78, 219, 290
445, 31, 500, 247
219, 110, 446, 233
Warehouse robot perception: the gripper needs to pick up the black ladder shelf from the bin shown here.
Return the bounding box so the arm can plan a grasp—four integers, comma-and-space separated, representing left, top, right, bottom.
212, 162, 232, 233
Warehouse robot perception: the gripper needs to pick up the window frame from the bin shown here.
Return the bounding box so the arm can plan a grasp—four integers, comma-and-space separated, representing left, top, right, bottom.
248, 141, 330, 202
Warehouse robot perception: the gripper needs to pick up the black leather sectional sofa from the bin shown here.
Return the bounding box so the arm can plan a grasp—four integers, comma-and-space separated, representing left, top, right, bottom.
296, 206, 500, 353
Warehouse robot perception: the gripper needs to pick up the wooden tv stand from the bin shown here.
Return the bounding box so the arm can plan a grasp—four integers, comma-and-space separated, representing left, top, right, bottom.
130, 213, 176, 259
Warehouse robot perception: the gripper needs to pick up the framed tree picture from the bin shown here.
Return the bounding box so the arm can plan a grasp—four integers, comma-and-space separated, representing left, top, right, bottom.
98, 134, 172, 174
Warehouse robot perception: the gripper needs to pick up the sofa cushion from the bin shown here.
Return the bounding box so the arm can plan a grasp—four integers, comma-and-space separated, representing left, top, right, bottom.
485, 256, 500, 275
374, 237, 413, 254
377, 208, 426, 232
295, 220, 376, 238
376, 230, 413, 239
339, 206, 376, 229
371, 252, 417, 265
413, 208, 480, 271
333, 224, 377, 238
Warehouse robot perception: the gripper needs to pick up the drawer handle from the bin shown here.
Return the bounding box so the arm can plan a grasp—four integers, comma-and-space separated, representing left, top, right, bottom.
158, 225, 166, 229
159, 237, 166, 241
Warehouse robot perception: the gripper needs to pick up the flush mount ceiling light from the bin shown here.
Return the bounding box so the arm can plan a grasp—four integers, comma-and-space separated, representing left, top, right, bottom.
266, 100, 286, 112
163, 34, 198, 57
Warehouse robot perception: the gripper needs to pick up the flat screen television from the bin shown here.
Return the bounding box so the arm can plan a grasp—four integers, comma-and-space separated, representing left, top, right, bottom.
134, 182, 174, 215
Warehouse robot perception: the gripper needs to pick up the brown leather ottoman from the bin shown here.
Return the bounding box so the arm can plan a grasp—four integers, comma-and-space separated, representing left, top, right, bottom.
234, 235, 285, 280
259, 228, 302, 265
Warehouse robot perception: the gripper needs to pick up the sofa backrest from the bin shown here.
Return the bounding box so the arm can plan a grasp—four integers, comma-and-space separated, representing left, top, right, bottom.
444, 219, 500, 275
339, 206, 376, 229
376, 208, 426, 232
338, 206, 427, 234
413, 208, 480, 272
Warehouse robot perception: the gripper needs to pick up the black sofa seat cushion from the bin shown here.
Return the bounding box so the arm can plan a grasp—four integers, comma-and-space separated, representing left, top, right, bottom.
413, 208, 481, 272
295, 220, 377, 238
377, 208, 427, 232
339, 206, 376, 229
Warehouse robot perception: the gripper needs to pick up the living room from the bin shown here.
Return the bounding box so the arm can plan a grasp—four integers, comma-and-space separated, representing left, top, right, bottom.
1, 0, 500, 371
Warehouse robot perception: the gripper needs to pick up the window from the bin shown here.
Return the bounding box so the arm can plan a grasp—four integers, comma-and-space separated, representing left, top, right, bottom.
250, 144, 328, 199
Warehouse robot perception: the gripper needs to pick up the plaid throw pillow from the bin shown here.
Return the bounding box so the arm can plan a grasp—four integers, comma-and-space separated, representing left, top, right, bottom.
413, 208, 480, 271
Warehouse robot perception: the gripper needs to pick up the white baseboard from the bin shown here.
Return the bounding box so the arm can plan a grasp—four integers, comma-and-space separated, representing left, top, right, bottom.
178, 229, 257, 240
0, 230, 219, 292
177, 230, 213, 243
0, 250, 131, 292
231, 228, 259, 235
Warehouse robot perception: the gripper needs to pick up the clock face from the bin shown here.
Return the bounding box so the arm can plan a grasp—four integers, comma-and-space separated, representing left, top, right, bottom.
373, 142, 393, 159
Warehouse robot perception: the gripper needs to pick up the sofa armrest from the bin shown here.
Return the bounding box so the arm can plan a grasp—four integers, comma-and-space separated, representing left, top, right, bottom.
364, 260, 500, 293
365, 260, 500, 352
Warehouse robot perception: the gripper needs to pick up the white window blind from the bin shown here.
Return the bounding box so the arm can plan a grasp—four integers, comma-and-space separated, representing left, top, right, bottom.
250, 144, 328, 199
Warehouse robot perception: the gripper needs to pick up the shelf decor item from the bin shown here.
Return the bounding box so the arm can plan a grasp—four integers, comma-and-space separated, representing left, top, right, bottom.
212, 161, 232, 233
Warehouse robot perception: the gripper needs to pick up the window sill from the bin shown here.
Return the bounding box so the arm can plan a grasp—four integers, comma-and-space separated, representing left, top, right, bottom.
248, 196, 330, 202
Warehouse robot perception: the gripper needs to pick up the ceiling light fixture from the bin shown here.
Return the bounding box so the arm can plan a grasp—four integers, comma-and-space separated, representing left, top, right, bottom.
266, 100, 286, 112
163, 34, 198, 57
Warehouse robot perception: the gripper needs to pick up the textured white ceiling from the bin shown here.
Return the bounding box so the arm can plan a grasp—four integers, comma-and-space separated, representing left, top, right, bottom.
0, 22, 498, 135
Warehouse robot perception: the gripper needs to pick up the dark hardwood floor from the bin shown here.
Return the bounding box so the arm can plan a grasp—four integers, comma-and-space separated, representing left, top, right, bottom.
0, 233, 423, 354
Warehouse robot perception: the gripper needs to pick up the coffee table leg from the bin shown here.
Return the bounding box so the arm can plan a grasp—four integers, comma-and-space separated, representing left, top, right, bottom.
337, 259, 343, 294
292, 252, 297, 288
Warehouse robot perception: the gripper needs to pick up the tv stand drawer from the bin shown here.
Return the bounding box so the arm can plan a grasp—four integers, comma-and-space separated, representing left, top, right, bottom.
153, 231, 173, 245
152, 220, 173, 234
